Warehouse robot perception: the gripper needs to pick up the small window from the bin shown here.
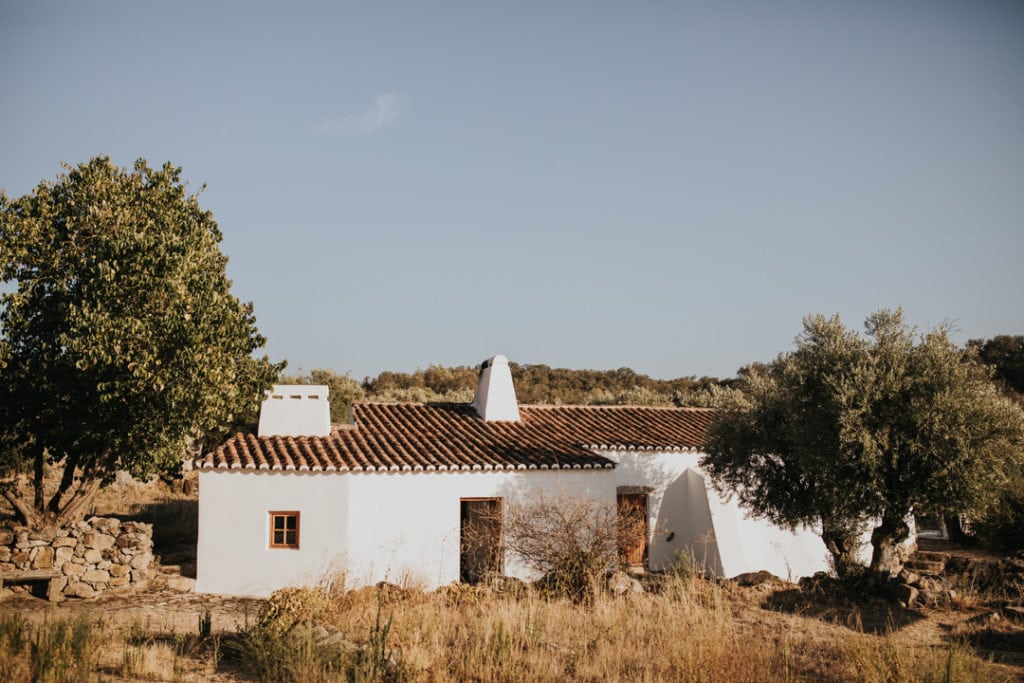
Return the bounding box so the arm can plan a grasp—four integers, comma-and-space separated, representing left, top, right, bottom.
269, 511, 300, 549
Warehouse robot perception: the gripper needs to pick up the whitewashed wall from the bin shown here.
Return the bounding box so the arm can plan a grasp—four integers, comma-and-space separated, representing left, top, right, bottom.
196, 468, 613, 597
606, 450, 837, 580
197, 450, 862, 597
195, 471, 351, 596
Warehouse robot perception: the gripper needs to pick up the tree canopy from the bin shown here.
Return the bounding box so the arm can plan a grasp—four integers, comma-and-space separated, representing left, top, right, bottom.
701, 309, 1024, 576
0, 156, 282, 527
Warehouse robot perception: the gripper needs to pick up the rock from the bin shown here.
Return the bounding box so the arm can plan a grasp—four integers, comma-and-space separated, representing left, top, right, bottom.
22, 540, 49, 548
62, 562, 86, 577
82, 569, 110, 584
86, 517, 122, 535
898, 569, 919, 586
130, 552, 153, 570
65, 582, 97, 599
28, 529, 57, 542
0, 528, 13, 545
0, 547, 10, 562
131, 569, 148, 584
121, 522, 153, 536
109, 563, 130, 578
896, 583, 918, 606
52, 536, 77, 548
108, 576, 131, 588
54, 547, 74, 565
50, 576, 68, 596
166, 576, 196, 592
85, 533, 115, 551
32, 547, 55, 569
117, 533, 152, 551
732, 570, 783, 588
607, 571, 644, 595
11, 551, 30, 568
917, 576, 945, 592
83, 549, 102, 564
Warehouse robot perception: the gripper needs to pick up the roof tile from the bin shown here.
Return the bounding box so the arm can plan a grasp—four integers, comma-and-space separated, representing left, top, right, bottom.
196, 403, 713, 473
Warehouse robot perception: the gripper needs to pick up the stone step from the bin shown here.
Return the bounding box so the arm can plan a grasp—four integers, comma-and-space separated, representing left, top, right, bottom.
905, 558, 946, 574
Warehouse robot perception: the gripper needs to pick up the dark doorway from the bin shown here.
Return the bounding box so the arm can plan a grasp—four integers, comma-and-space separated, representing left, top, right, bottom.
617, 493, 649, 569
460, 498, 502, 583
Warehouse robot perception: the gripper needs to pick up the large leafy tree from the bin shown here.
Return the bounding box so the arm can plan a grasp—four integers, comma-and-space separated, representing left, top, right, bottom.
0, 157, 283, 527
702, 310, 1024, 577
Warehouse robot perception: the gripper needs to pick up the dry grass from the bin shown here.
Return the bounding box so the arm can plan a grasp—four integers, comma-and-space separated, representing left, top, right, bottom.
228, 571, 1014, 683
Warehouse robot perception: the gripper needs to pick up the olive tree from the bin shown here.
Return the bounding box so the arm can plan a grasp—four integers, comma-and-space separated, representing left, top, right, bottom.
702, 309, 1024, 577
0, 157, 283, 527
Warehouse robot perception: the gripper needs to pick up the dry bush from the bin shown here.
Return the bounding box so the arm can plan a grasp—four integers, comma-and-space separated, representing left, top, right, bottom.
464, 491, 645, 601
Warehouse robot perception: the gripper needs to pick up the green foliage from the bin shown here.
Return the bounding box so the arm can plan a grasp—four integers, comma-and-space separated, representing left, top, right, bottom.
702, 309, 1024, 575
0, 156, 282, 526
355, 362, 732, 408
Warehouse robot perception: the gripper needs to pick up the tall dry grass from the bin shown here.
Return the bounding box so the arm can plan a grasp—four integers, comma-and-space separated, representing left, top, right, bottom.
226, 571, 1007, 682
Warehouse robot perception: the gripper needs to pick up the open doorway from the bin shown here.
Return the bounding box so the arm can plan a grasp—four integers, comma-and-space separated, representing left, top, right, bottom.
460, 498, 502, 583
617, 493, 649, 570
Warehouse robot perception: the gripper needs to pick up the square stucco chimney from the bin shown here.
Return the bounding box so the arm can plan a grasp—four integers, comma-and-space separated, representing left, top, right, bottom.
257, 385, 332, 437
472, 355, 520, 422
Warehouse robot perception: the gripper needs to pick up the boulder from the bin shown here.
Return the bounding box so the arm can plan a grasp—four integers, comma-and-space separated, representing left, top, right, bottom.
607, 571, 644, 595
166, 576, 196, 592
62, 562, 86, 577
32, 547, 55, 570
83, 549, 102, 564
130, 552, 153, 570
65, 582, 97, 599
82, 569, 110, 584
895, 583, 918, 607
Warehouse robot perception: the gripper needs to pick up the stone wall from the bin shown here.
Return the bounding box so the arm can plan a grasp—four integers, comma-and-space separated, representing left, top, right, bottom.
0, 517, 153, 599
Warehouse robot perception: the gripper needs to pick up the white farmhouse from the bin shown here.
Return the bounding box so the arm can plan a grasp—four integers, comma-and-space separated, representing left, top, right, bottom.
194, 355, 835, 597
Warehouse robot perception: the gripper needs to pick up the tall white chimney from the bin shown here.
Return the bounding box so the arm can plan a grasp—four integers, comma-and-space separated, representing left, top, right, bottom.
472, 355, 520, 422
258, 385, 332, 437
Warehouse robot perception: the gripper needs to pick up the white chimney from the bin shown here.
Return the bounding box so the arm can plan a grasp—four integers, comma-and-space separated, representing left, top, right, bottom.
472, 355, 520, 422
258, 385, 332, 437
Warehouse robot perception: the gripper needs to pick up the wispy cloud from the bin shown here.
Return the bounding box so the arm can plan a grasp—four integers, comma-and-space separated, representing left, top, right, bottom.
314, 94, 400, 136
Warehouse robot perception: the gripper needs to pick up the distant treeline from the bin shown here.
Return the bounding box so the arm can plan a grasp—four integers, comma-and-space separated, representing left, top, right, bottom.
280, 363, 750, 422
281, 335, 1024, 423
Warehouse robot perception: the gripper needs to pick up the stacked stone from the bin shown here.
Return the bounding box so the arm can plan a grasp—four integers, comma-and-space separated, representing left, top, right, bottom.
0, 517, 153, 599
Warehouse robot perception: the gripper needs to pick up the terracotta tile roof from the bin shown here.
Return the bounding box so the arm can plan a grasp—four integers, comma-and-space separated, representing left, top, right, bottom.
195, 403, 714, 473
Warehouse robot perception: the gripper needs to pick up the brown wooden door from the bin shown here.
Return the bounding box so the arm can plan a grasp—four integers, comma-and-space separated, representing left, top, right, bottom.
460, 498, 502, 583
617, 493, 648, 569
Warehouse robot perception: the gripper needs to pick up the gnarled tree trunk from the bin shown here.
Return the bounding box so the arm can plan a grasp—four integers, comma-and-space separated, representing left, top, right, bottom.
821, 519, 861, 578
869, 515, 911, 577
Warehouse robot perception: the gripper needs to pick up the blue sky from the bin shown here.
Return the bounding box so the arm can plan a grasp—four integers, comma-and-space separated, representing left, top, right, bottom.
2, 1, 1022, 381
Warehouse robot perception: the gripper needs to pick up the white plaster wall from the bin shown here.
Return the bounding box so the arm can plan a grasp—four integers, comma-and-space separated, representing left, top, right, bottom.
196, 467, 613, 596
196, 449, 880, 597
605, 450, 836, 580
195, 470, 350, 597
342, 469, 614, 589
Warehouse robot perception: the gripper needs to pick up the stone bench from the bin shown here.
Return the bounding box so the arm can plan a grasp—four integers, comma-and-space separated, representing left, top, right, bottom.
0, 569, 63, 602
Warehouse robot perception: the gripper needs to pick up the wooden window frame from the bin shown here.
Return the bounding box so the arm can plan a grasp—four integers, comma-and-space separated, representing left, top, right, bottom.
269, 511, 300, 549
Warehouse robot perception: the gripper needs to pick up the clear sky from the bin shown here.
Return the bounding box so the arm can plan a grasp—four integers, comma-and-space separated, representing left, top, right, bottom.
2, 1, 1022, 381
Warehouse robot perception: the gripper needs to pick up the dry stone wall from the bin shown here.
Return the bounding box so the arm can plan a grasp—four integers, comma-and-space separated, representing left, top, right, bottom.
0, 517, 153, 599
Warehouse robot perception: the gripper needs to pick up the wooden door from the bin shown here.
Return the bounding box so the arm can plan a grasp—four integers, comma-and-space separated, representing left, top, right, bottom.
617, 493, 648, 569
460, 498, 502, 583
